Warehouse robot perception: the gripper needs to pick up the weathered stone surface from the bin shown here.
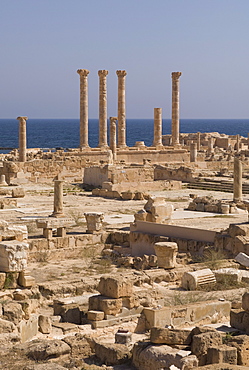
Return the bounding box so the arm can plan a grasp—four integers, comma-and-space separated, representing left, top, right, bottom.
94, 341, 131, 365
207, 344, 237, 365
0, 241, 29, 272
24, 338, 71, 360
98, 276, 133, 298
3, 301, 24, 324
227, 335, 249, 366
12, 187, 25, 198
242, 291, 249, 312
182, 269, 216, 290
88, 295, 122, 316
132, 341, 198, 370
0, 272, 6, 289
150, 326, 192, 345
19, 314, 38, 343
235, 252, 249, 267
191, 331, 222, 366
18, 271, 36, 287
154, 241, 178, 269
24, 364, 67, 370
0, 317, 17, 333
87, 310, 104, 321
38, 315, 51, 334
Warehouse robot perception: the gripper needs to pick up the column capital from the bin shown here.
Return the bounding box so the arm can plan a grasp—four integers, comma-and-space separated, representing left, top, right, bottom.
116, 70, 127, 77
171, 72, 182, 80
110, 117, 118, 123
98, 70, 108, 77
77, 69, 89, 77
17, 116, 28, 121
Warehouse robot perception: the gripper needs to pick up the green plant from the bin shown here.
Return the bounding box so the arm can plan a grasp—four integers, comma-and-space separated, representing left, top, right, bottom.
164, 290, 207, 306
68, 210, 85, 226
201, 248, 229, 270
35, 250, 49, 263
4, 272, 15, 289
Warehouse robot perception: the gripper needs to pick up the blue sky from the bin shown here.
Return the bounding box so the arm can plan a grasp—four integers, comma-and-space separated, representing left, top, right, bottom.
1, 0, 249, 119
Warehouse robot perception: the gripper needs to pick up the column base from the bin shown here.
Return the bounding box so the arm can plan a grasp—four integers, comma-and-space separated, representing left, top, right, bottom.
49, 212, 65, 218
80, 145, 90, 151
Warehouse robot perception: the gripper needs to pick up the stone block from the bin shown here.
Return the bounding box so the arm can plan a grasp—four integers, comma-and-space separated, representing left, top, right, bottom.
94, 341, 131, 365
88, 295, 122, 316
0, 241, 29, 272
122, 296, 140, 309
191, 331, 222, 366
19, 314, 38, 343
235, 252, 249, 267
154, 241, 178, 269
12, 187, 25, 198
3, 301, 24, 324
115, 330, 132, 346
38, 315, 52, 334
98, 276, 133, 298
214, 268, 242, 284
150, 327, 192, 345
18, 271, 36, 287
242, 292, 249, 312
0, 272, 6, 289
121, 191, 134, 200
228, 335, 249, 366
87, 310, 105, 321
182, 269, 216, 290
228, 224, 249, 238
207, 345, 237, 365
0, 318, 17, 334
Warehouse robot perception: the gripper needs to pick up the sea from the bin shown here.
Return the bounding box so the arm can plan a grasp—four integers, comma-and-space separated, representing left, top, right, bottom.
0, 118, 248, 153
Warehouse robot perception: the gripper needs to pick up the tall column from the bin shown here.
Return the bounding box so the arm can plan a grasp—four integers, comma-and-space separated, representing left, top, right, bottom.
153, 108, 163, 147
190, 142, 197, 162
197, 132, 201, 151
77, 69, 90, 149
208, 136, 214, 154
52, 179, 64, 217
98, 70, 108, 148
236, 134, 240, 153
171, 72, 182, 146
17, 116, 28, 162
110, 117, 117, 161
233, 157, 243, 202
116, 70, 127, 148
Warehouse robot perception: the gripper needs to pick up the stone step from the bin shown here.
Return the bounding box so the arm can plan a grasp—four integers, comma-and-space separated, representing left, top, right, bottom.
187, 181, 249, 194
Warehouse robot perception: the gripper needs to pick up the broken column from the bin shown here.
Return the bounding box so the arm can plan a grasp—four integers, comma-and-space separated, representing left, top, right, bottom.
233, 157, 243, 202
236, 134, 240, 153
171, 72, 182, 146
51, 177, 64, 217
116, 70, 127, 148
197, 132, 201, 151
84, 212, 104, 233
109, 117, 117, 161
77, 69, 90, 149
182, 269, 216, 290
208, 136, 214, 154
190, 142, 197, 162
153, 108, 163, 147
154, 241, 178, 269
98, 70, 108, 148
17, 116, 28, 162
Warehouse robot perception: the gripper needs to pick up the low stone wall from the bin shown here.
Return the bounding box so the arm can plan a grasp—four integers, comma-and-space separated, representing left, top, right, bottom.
143, 300, 231, 329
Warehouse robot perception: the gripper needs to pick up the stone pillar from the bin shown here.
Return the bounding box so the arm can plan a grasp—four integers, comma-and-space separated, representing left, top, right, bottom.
0, 175, 8, 186
248, 133, 249, 148
208, 136, 214, 154
233, 157, 243, 202
77, 69, 90, 149
153, 108, 163, 147
116, 70, 127, 148
98, 70, 108, 148
84, 212, 104, 233
236, 134, 240, 153
110, 117, 117, 161
190, 142, 197, 162
51, 179, 64, 217
17, 116, 28, 162
197, 132, 201, 151
171, 72, 182, 146
154, 242, 178, 269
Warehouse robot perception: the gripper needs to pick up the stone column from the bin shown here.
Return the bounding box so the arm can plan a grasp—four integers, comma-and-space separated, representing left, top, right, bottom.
98, 70, 108, 148
77, 69, 90, 149
17, 116, 28, 162
110, 117, 117, 161
190, 142, 197, 162
233, 157, 243, 202
247, 133, 249, 149
197, 132, 201, 151
153, 108, 163, 147
51, 179, 64, 217
171, 72, 182, 146
236, 134, 240, 153
208, 136, 214, 154
116, 70, 127, 148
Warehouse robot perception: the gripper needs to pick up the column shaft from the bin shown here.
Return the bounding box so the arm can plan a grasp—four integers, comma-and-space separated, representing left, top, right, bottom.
110, 117, 117, 161
52, 180, 64, 217
171, 72, 182, 146
197, 132, 201, 151
77, 69, 89, 148
233, 157, 243, 202
98, 70, 108, 148
153, 108, 163, 147
17, 116, 28, 162
116, 70, 127, 148
190, 142, 197, 162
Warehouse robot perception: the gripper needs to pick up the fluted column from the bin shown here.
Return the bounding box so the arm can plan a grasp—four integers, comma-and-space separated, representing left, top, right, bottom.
77, 69, 89, 149
17, 116, 28, 162
233, 157, 243, 202
98, 70, 108, 148
153, 108, 163, 147
171, 72, 182, 146
110, 117, 117, 161
116, 70, 127, 148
